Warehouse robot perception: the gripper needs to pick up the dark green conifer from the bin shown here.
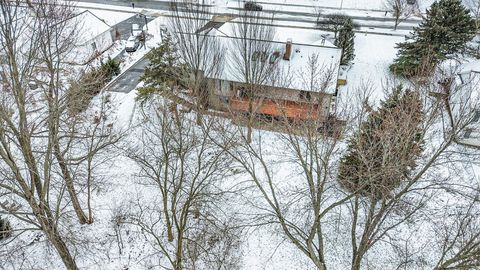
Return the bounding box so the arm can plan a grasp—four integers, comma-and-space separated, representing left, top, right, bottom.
139, 30, 188, 98
335, 17, 356, 65
338, 86, 424, 198
390, 0, 475, 77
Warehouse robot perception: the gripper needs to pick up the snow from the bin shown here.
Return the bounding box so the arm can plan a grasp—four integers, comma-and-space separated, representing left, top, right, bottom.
3, 1, 480, 270
74, 10, 111, 38
338, 33, 405, 102
81, 8, 135, 25
207, 19, 342, 93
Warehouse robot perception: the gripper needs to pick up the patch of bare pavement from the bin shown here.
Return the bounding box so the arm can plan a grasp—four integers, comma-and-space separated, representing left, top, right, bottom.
106, 56, 150, 93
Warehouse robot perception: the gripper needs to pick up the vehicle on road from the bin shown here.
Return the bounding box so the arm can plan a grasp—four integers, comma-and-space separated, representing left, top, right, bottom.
125, 36, 140, 52
244, 1, 262, 11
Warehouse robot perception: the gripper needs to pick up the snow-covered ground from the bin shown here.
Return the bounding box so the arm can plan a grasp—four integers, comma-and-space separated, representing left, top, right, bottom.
340, 33, 405, 102
2, 1, 480, 270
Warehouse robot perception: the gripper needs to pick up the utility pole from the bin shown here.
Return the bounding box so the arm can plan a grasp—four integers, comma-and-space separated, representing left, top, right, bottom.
340, 0, 344, 9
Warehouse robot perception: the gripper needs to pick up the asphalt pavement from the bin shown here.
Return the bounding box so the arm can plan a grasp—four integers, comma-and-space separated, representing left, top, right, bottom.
105, 56, 150, 93
102, 12, 154, 93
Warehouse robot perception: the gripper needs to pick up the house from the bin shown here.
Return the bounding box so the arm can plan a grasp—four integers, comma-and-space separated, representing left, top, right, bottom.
196, 18, 343, 127
66, 10, 114, 64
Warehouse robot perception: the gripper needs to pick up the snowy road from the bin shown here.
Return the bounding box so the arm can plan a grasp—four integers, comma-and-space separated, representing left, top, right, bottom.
70, 0, 421, 33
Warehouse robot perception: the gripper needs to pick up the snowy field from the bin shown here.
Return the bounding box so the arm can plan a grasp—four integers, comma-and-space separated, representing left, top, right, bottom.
1, 1, 479, 270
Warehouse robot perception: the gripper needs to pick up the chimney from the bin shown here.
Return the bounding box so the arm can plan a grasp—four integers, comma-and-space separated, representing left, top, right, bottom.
283, 38, 292, 61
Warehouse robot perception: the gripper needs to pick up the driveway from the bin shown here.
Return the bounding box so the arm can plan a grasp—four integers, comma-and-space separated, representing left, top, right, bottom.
105, 56, 150, 93
105, 13, 155, 93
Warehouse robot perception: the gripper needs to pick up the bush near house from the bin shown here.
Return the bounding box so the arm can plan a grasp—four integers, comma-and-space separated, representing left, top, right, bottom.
335, 17, 356, 65
68, 57, 120, 115
317, 14, 356, 65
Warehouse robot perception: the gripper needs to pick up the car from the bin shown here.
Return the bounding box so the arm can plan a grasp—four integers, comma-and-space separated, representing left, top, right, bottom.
244, 1, 262, 11
125, 36, 140, 52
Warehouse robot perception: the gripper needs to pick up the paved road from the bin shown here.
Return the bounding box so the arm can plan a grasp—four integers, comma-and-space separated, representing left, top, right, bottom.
112, 13, 155, 39
72, 0, 421, 31
87, 0, 416, 93
106, 56, 150, 93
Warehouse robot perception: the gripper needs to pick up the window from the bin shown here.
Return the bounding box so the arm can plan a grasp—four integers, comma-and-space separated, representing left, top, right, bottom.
252, 51, 268, 62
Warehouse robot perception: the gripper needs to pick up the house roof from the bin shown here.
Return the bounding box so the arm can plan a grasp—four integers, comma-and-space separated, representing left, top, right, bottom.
460, 109, 480, 147
198, 18, 342, 94
68, 10, 111, 44
459, 59, 480, 75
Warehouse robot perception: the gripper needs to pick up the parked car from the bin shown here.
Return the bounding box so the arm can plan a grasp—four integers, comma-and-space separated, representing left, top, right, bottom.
125, 36, 140, 52
244, 1, 262, 11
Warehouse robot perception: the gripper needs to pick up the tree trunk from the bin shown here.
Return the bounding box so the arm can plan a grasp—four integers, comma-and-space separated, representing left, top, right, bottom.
247, 99, 253, 144
54, 143, 89, 224
34, 203, 78, 270
174, 231, 184, 270
48, 230, 79, 270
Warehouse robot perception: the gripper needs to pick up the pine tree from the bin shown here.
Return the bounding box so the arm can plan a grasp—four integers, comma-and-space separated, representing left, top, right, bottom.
335, 17, 356, 65
139, 30, 188, 98
100, 57, 121, 80
338, 86, 424, 198
317, 13, 350, 39
390, 0, 475, 77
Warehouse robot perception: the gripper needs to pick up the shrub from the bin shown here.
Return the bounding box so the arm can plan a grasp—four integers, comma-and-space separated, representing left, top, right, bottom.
67, 58, 120, 115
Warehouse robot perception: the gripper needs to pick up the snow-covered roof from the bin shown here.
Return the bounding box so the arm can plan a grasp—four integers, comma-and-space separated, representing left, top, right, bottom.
68, 10, 111, 45
458, 59, 480, 75
459, 109, 480, 146
200, 19, 341, 94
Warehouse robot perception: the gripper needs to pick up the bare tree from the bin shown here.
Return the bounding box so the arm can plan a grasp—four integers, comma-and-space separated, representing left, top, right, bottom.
0, 1, 119, 269
124, 97, 241, 270
384, 0, 414, 30
169, 0, 225, 122
432, 198, 480, 270
344, 65, 480, 270
229, 7, 277, 143
208, 54, 356, 269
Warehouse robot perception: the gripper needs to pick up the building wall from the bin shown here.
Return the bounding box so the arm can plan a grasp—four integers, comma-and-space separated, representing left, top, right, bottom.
75, 30, 114, 64
208, 78, 333, 121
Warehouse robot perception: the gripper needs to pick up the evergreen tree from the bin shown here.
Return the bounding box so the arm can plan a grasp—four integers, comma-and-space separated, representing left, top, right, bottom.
100, 57, 121, 80
139, 30, 188, 98
317, 13, 350, 39
335, 17, 356, 65
390, 0, 475, 77
338, 86, 424, 198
